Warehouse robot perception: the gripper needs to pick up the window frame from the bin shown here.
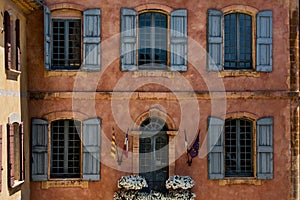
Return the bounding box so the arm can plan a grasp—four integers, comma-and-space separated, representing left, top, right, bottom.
224, 118, 255, 177
4, 10, 22, 73
50, 17, 82, 70
224, 12, 253, 70
7, 122, 25, 188
137, 10, 170, 70
50, 119, 82, 179
223, 10, 256, 71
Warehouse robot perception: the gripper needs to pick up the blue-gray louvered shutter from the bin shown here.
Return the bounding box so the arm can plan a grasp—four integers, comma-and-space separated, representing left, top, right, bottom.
208, 117, 224, 179
120, 8, 137, 71
44, 6, 51, 70
170, 9, 187, 71
83, 118, 101, 180
257, 117, 273, 179
207, 9, 223, 71
31, 119, 48, 181
256, 11, 272, 72
83, 9, 101, 71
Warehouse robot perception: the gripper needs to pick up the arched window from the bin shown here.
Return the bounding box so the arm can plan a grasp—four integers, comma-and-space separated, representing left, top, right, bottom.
139, 117, 168, 193
225, 118, 253, 177
224, 13, 252, 69
138, 12, 167, 69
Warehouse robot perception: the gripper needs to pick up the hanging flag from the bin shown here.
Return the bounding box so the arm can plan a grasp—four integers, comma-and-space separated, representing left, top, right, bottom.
110, 128, 117, 160
184, 130, 188, 150
188, 132, 200, 158
123, 129, 129, 158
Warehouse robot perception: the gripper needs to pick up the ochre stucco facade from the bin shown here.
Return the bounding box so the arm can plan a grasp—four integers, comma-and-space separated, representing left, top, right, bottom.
1, 0, 298, 200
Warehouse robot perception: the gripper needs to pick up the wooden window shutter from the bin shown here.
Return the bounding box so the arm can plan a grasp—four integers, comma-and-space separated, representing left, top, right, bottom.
170, 9, 188, 72
20, 123, 25, 181
4, 11, 12, 70
44, 6, 51, 70
120, 8, 137, 71
0, 125, 2, 192
15, 19, 21, 71
31, 119, 48, 181
82, 9, 101, 71
257, 117, 273, 179
7, 124, 14, 187
208, 117, 225, 179
256, 11, 273, 72
82, 118, 101, 181
207, 9, 223, 71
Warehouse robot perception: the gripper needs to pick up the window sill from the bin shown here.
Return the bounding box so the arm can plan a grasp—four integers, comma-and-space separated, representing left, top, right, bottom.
218, 70, 260, 78
44, 70, 88, 77
41, 180, 88, 189
132, 71, 177, 78
9, 180, 24, 195
219, 179, 262, 186
6, 69, 21, 80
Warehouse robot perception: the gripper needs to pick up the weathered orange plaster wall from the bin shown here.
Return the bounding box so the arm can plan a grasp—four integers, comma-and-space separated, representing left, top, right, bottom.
27, 0, 292, 199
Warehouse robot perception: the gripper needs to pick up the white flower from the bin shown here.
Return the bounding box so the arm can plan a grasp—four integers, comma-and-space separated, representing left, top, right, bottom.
165, 175, 195, 190
117, 175, 148, 190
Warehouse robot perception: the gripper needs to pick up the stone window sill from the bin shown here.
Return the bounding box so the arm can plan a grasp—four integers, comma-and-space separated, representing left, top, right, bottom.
41, 180, 88, 189
9, 180, 24, 195
219, 178, 262, 186
44, 70, 88, 77
218, 70, 260, 78
132, 71, 178, 78
6, 69, 21, 80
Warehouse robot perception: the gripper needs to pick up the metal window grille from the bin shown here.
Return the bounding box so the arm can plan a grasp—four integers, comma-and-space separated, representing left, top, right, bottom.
52, 19, 81, 69
138, 13, 167, 69
51, 120, 81, 178
224, 13, 252, 69
225, 118, 253, 177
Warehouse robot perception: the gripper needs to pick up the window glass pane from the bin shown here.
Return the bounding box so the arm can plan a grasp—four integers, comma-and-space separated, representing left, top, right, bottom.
51, 120, 81, 178
138, 12, 167, 69
224, 13, 252, 69
225, 118, 253, 177
52, 19, 81, 69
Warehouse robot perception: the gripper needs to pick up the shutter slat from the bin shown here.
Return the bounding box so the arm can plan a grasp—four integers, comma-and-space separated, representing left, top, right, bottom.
256, 11, 272, 72
121, 8, 137, 71
207, 9, 223, 71
16, 19, 21, 71
83, 9, 101, 71
7, 124, 14, 187
170, 9, 187, 71
20, 123, 25, 181
83, 118, 101, 181
4, 11, 12, 70
44, 6, 51, 70
257, 117, 273, 179
31, 119, 48, 181
208, 117, 224, 179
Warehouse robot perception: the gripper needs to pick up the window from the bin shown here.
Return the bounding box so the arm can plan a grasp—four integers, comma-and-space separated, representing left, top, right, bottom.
224, 13, 252, 69
207, 9, 272, 72
139, 117, 169, 193
120, 8, 187, 71
225, 119, 253, 177
51, 19, 81, 70
31, 118, 101, 181
7, 122, 24, 187
50, 120, 81, 178
208, 117, 273, 180
44, 7, 101, 71
4, 11, 21, 71
138, 12, 167, 69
